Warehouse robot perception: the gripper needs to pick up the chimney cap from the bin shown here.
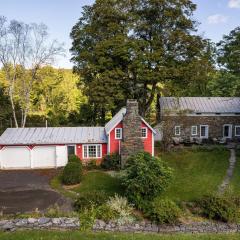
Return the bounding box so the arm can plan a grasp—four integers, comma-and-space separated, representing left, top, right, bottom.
127, 99, 138, 103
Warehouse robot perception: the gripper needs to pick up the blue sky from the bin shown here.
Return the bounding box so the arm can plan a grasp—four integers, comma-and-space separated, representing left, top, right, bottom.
0, 0, 239, 68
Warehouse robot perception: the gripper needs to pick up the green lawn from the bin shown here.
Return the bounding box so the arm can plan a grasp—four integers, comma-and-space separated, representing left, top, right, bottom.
159, 148, 229, 202
0, 231, 239, 240
229, 150, 240, 195
72, 171, 124, 196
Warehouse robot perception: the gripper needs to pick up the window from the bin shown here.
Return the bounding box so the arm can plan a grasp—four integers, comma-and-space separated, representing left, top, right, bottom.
174, 126, 181, 136
191, 126, 198, 136
83, 144, 102, 159
115, 128, 122, 139
141, 127, 147, 138
235, 126, 240, 136
67, 145, 75, 156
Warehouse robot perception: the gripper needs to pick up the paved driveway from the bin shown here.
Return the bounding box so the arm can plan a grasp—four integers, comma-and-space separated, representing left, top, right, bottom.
0, 170, 71, 214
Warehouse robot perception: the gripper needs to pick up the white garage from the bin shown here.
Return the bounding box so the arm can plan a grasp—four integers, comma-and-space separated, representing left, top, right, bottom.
0, 146, 31, 169
32, 146, 56, 168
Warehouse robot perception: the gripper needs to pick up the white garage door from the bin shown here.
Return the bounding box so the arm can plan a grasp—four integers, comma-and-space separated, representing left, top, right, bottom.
0, 146, 31, 169
32, 146, 56, 168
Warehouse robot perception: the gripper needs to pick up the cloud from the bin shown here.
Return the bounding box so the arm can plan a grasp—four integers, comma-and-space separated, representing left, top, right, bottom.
228, 0, 240, 8
207, 14, 228, 24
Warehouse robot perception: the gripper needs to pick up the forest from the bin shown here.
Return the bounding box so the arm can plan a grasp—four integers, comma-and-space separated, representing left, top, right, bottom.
0, 0, 239, 133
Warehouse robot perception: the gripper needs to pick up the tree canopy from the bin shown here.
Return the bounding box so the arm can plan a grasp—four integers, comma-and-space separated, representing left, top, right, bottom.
70, 0, 214, 123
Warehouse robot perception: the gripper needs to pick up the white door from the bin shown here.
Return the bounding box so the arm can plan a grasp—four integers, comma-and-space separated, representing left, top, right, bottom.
0, 146, 31, 169
32, 146, 56, 168
200, 125, 209, 139
56, 146, 68, 167
223, 124, 232, 138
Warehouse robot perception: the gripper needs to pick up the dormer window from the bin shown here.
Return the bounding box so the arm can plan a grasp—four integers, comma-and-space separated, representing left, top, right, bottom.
115, 128, 122, 139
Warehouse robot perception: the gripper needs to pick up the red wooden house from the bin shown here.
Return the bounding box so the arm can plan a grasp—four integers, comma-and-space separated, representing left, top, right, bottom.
0, 100, 155, 169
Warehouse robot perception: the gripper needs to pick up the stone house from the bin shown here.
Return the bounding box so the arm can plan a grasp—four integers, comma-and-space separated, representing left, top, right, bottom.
157, 97, 240, 144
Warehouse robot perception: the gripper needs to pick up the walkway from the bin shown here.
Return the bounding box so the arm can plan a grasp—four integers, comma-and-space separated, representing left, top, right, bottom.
218, 146, 236, 194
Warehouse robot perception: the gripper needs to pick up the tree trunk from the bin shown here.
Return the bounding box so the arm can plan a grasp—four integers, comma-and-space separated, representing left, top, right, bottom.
9, 86, 18, 128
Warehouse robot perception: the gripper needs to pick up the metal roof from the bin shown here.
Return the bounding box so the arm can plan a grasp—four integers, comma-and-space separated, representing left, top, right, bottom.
105, 108, 126, 134
105, 107, 156, 134
160, 97, 240, 114
0, 127, 107, 145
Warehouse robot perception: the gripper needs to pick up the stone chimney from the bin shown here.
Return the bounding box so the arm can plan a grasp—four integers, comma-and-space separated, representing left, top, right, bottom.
120, 99, 144, 168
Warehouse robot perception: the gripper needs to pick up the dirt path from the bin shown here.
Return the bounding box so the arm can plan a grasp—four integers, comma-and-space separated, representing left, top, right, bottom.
218, 148, 236, 194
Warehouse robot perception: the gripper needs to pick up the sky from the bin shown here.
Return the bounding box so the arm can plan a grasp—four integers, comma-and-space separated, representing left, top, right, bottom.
0, 0, 239, 68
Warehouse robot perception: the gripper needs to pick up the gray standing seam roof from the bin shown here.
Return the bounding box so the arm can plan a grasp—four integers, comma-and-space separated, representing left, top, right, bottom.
160, 97, 240, 113
0, 127, 107, 145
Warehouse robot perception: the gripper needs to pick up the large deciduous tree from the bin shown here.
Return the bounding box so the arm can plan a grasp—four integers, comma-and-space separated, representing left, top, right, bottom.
0, 16, 64, 127
71, 0, 214, 122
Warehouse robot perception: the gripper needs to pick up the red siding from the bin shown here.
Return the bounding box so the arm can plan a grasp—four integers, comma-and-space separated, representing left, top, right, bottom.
109, 122, 123, 154
76, 143, 107, 164
141, 122, 153, 156
109, 121, 154, 156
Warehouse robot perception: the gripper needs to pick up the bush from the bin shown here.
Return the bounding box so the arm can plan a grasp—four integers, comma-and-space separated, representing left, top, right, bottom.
84, 159, 100, 170
198, 195, 240, 222
146, 198, 181, 224
62, 162, 83, 185
122, 151, 173, 208
96, 204, 117, 222
74, 191, 108, 212
68, 154, 81, 164
101, 153, 121, 170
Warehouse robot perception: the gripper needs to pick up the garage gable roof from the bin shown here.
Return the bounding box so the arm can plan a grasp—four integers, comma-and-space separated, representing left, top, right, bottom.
0, 127, 107, 145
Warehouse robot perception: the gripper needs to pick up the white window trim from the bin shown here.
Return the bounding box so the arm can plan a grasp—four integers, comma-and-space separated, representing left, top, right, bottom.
141, 127, 148, 138
174, 126, 181, 136
115, 128, 122, 139
67, 145, 76, 155
235, 125, 240, 137
191, 126, 198, 136
82, 144, 102, 159
200, 125, 209, 139
223, 124, 232, 138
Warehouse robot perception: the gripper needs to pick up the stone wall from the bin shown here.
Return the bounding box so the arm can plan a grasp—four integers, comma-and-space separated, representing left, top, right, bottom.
161, 115, 240, 141
2, 217, 240, 234
93, 220, 240, 233
121, 100, 144, 167
0, 217, 80, 231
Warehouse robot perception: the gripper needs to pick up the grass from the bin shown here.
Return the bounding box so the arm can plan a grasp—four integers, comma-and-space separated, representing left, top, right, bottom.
159, 147, 230, 202
0, 231, 240, 240
229, 150, 240, 196
72, 171, 124, 196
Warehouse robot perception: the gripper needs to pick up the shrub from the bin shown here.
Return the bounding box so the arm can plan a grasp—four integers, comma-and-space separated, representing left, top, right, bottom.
107, 194, 133, 218
146, 198, 181, 224
84, 159, 100, 170
122, 151, 173, 208
198, 195, 240, 222
74, 191, 108, 212
62, 162, 83, 185
96, 204, 117, 222
101, 153, 121, 170
68, 154, 81, 164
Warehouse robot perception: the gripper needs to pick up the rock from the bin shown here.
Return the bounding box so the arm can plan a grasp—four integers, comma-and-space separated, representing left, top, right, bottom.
28, 218, 37, 224
15, 219, 28, 227
2, 223, 14, 231
38, 217, 50, 225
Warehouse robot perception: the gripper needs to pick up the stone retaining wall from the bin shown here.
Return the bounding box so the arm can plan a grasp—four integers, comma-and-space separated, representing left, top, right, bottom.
93, 220, 240, 233
0, 217, 80, 231
1, 218, 240, 233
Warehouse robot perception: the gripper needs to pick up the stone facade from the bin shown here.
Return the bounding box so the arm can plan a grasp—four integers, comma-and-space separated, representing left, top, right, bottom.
121, 100, 144, 167
161, 115, 240, 142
